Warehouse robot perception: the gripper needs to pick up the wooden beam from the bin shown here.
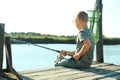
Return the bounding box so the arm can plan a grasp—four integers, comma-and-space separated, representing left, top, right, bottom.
96, 0, 104, 63
5, 36, 23, 80
5, 37, 13, 72
0, 23, 5, 69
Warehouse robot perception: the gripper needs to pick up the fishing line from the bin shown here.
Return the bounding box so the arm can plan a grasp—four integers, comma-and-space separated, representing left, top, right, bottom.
11, 38, 60, 53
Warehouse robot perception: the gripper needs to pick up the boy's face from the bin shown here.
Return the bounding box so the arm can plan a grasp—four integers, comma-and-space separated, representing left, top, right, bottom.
75, 18, 82, 29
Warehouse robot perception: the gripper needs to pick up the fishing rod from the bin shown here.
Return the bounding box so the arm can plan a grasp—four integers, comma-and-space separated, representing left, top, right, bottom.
11, 38, 60, 53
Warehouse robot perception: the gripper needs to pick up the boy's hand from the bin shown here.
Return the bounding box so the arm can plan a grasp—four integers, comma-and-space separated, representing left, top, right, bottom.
60, 50, 66, 56
73, 54, 80, 60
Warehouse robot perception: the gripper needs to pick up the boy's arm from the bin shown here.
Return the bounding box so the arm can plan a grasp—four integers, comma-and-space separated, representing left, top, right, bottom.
60, 50, 75, 56
73, 39, 91, 60
66, 51, 75, 56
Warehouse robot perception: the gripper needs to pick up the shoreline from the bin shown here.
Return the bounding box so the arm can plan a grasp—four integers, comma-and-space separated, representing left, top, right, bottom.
10, 38, 120, 45
5, 32, 120, 45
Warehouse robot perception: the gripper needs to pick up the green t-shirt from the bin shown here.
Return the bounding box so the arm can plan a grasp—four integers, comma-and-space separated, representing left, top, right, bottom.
75, 27, 95, 68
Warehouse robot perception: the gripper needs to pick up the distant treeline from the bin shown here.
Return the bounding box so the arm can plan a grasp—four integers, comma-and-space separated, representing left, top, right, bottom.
5, 32, 76, 44
5, 32, 120, 45
103, 38, 120, 45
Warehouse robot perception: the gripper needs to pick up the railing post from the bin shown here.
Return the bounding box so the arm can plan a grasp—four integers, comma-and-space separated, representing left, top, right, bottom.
5, 37, 13, 72
5, 36, 23, 80
0, 23, 5, 69
96, 0, 104, 63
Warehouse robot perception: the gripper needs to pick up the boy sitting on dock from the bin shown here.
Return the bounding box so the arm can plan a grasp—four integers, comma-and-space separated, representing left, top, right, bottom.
55, 11, 95, 69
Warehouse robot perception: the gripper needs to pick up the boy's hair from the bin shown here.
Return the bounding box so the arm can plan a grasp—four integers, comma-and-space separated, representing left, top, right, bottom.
77, 11, 88, 22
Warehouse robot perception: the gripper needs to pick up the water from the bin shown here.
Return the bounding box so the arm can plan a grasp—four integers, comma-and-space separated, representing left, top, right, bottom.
3, 44, 120, 71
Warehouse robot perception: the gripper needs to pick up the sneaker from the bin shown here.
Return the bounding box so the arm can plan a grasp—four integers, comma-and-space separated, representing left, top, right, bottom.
55, 54, 65, 63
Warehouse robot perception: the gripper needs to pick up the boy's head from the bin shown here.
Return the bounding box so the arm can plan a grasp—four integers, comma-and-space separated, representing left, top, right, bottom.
75, 11, 88, 30
77, 11, 88, 23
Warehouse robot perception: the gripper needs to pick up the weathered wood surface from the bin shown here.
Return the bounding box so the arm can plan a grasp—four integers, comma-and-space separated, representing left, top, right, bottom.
19, 63, 120, 80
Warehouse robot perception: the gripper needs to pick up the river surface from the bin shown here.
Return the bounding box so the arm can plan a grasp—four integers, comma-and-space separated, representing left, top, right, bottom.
3, 44, 120, 71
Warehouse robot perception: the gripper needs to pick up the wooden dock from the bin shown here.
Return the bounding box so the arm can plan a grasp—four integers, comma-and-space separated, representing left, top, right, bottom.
0, 4, 120, 79
19, 62, 120, 80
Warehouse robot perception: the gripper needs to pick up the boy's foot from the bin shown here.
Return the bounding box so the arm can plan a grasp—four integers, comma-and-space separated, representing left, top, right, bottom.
55, 54, 65, 63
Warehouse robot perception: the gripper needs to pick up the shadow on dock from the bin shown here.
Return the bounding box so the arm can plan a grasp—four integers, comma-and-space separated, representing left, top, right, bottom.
21, 75, 34, 80
77, 65, 120, 79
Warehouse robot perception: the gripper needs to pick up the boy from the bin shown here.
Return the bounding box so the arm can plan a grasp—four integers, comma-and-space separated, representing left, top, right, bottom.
55, 11, 95, 69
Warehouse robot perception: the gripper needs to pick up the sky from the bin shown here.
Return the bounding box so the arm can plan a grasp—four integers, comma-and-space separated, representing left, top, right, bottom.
0, 0, 120, 38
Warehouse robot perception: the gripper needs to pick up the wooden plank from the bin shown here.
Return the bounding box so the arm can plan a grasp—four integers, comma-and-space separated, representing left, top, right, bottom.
100, 74, 120, 80
20, 67, 64, 74
23, 70, 81, 80
20, 68, 75, 79
0, 77, 8, 80
20, 67, 77, 78
75, 70, 120, 80
20, 62, 112, 75
20, 63, 111, 77
20, 63, 120, 80
91, 62, 113, 67
39, 65, 120, 80
20, 64, 119, 80
20, 67, 73, 76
